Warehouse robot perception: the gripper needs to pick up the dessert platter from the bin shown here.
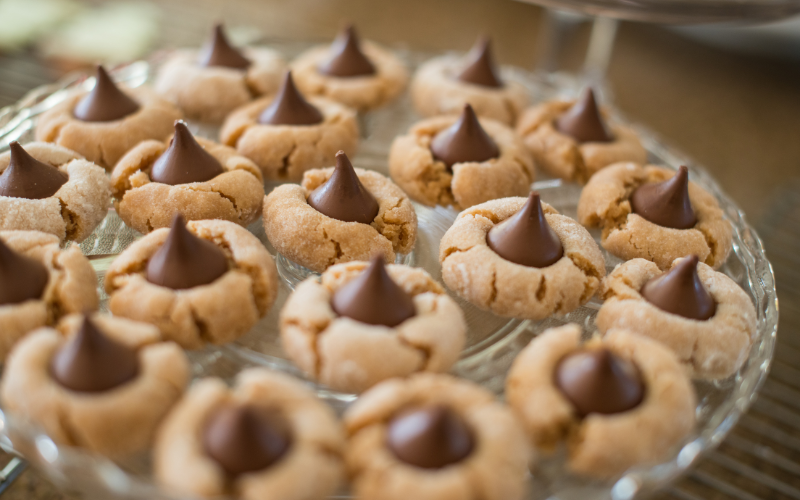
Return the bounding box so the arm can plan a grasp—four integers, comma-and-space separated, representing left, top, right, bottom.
0, 24, 778, 500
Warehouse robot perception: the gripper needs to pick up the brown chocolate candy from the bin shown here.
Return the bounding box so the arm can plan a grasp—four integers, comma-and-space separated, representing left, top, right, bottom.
630, 165, 697, 230
317, 25, 376, 78
641, 255, 716, 320
258, 71, 324, 126
554, 87, 613, 144
0, 236, 49, 306
0, 142, 68, 199
331, 255, 416, 327
487, 191, 563, 268
73, 65, 140, 122
145, 214, 229, 290
387, 405, 474, 469
456, 36, 503, 88
307, 151, 379, 224
50, 316, 139, 393
430, 104, 500, 168
555, 348, 644, 418
198, 24, 251, 69
150, 121, 225, 185
203, 403, 292, 476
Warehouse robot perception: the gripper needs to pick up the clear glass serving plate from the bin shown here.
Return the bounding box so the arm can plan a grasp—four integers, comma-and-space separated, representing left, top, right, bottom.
0, 42, 778, 500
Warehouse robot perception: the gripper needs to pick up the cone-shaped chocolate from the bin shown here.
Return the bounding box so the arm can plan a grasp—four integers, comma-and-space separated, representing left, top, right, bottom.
307, 151, 379, 224
331, 255, 416, 327
556, 348, 644, 418
258, 71, 324, 126
150, 121, 225, 185
0, 237, 49, 306
630, 165, 697, 230
641, 255, 716, 320
203, 404, 292, 476
73, 65, 140, 122
487, 192, 563, 268
456, 36, 503, 88
318, 25, 376, 77
430, 104, 500, 168
50, 317, 139, 393
198, 24, 251, 69
146, 214, 229, 290
554, 88, 613, 143
387, 405, 474, 469
0, 142, 68, 199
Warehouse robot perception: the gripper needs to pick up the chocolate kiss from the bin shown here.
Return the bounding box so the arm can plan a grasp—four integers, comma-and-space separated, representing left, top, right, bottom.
0, 237, 49, 306
198, 24, 251, 69
456, 36, 503, 88
73, 65, 140, 122
50, 317, 139, 393
0, 142, 68, 199
307, 151, 379, 224
387, 405, 474, 469
258, 71, 324, 126
555, 348, 645, 418
318, 25, 376, 77
430, 104, 500, 168
630, 165, 697, 230
203, 404, 292, 476
487, 192, 563, 268
641, 255, 716, 320
554, 88, 613, 143
150, 121, 225, 185
331, 255, 416, 327
145, 214, 229, 290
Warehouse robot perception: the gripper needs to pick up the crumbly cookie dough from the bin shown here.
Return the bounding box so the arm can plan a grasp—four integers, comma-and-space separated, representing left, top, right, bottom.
263, 167, 417, 273
219, 95, 358, 182
577, 162, 733, 269
439, 197, 605, 320
597, 257, 757, 379
344, 373, 531, 500
35, 86, 182, 170
389, 115, 534, 209
0, 230, 98, 361
155, 368, 345, 500
516, 99, 647, 183
280, 261, 466, 394
155, 48, 286, 123
0, 142, 110, 242
410, 55, 529, 126
506, 324, 696, 479
0, 314, 189, 459
110, 135, 264, 233
104, 220, 279, 349
291, 42, 408, 111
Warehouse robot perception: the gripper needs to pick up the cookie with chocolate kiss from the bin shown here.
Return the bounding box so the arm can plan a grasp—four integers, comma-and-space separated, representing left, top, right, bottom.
73, 65, 141, 123
318, 25, 376, 77
307, 151, 379, 224
387, 404, 474, 469
631, 165, 697, 230
0, 235, 49, 306
641, 255, 716, 320
198, 24, 251, 69
456, 36, 502, 88
0, 142, 68, 199
487, 191, 563, 268
150, 121, 225, 185
259, 71, 324, 126
430, 104, 500, 168
555, 88, 613, 144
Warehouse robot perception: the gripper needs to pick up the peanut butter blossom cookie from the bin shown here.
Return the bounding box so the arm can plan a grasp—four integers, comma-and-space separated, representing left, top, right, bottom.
506, 324, 696, 479
155, 368, 344, 500
155, 24, 286, 123
220, 71, 359, 181
104, 215, 279, 349
390, 104, 534, 209
291, 25, 408, 111
280, 257, 466, 393
264, 151, 417, 273
578, 163, 733, 269
516, 88, 646, 183
110, 121, 264, 233
440, 192, 605, 319
410, 36, 529, 125
1, 314, 189, 459
597, 255, 757, 379
36, 65, 182, 170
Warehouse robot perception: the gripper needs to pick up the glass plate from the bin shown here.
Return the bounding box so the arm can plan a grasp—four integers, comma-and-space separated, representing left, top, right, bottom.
0, 43, 778, 500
